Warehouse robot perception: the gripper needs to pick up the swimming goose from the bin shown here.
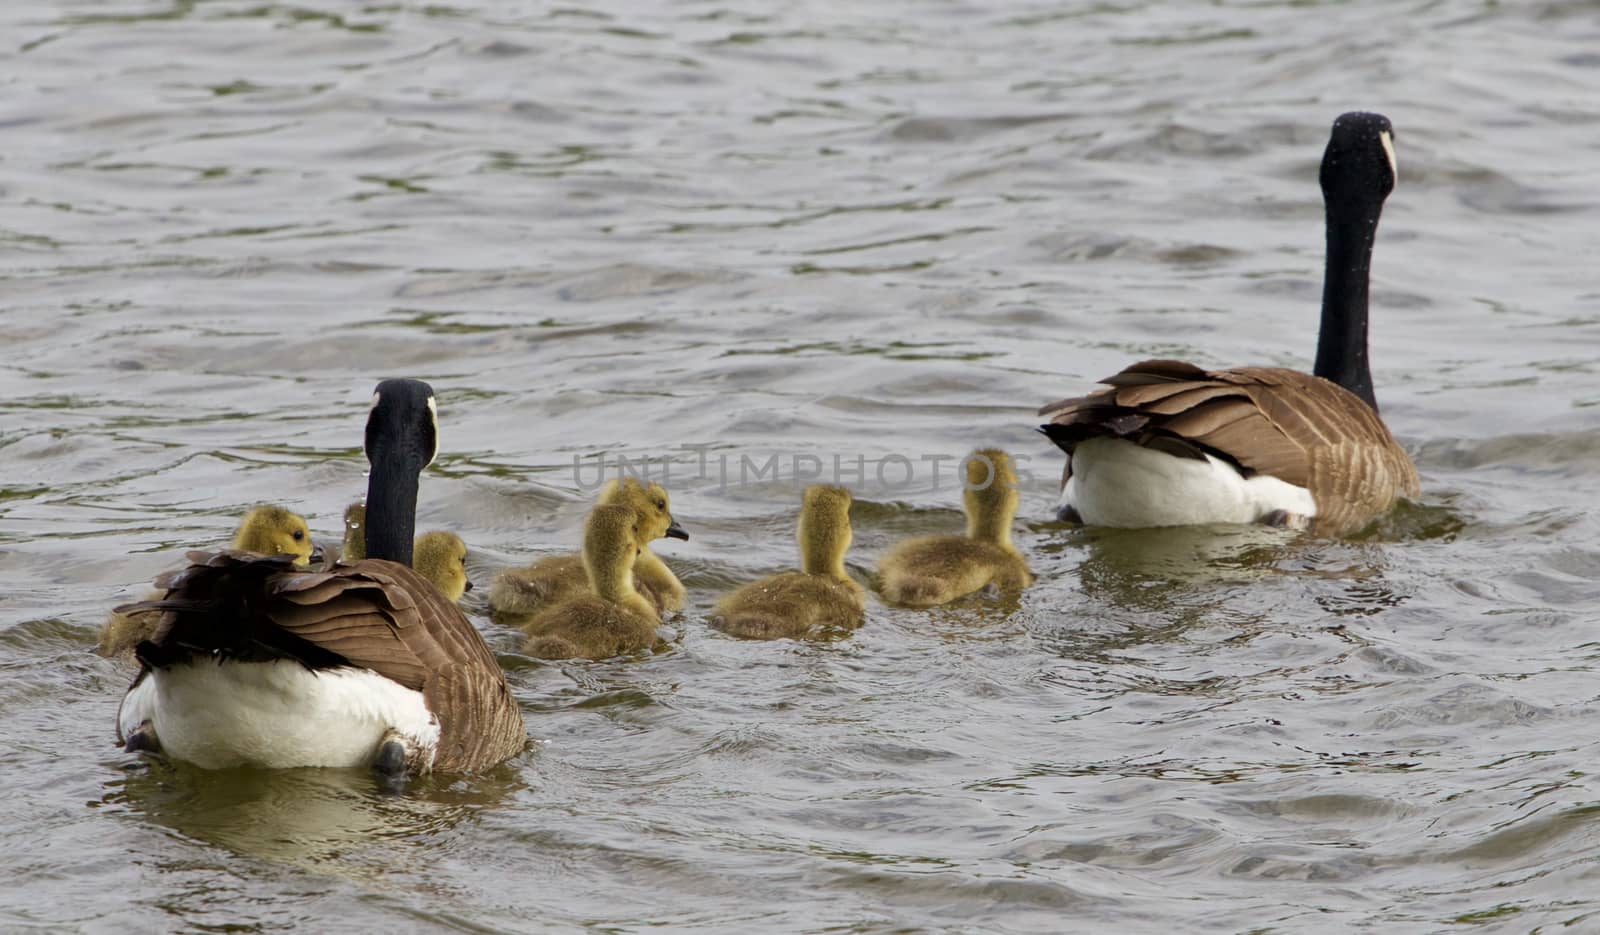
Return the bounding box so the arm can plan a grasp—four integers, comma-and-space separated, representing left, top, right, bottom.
520, 504, 663, 660
877, 449, 1033, 607
488, 477, 688, 625
712, 485, 865, 639
115, 379, 525, 776
1038, 112, 1419, 537
97, 505, 315, 661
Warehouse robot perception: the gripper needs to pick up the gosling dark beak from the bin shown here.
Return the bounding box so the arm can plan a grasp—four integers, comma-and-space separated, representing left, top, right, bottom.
464, 578, 474, 593
664, 519, 689, 541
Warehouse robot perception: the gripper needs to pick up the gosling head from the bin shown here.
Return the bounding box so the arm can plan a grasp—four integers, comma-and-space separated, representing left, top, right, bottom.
582, 504, 646, 601
413, 530, 471, 602
342, 502, 367, 562
599, 477, 688, 543
962, 448, 1020, 546
797, 485, 853, 579
232, 505, 314, 566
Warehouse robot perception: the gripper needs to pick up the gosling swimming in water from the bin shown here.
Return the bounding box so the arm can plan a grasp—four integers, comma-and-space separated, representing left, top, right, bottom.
97, 505, 314, 660
877, 449, 1032, 607
489, 477, 688, 626
520, 504, 664, 660
414, 530, 473, 603
712, 485, 864, 640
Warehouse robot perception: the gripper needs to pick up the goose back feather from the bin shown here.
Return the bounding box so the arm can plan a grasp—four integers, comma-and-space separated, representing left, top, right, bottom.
1039, 360, 1418, 536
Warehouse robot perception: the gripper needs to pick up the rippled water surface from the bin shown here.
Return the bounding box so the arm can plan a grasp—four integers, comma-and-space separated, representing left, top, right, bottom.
5, 1, 1600, 931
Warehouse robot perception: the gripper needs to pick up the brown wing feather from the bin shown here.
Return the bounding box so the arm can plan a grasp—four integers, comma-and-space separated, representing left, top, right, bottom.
119, 550, 525, 773
424, 662, 526, 774
1040, 360, 1419, 536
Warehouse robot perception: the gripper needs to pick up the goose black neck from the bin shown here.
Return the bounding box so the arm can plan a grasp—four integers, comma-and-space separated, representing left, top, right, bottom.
1314, 205, 1381, 412
1314, 113, 1394, 415
364, 456, 420, 566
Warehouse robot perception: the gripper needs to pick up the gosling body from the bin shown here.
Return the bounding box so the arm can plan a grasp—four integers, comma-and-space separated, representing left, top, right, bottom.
340, 502, 367, 562
878, 449, 1032, 607
713, 486, 865, 640
490, 478, 687, 625
520, 505, 662, 660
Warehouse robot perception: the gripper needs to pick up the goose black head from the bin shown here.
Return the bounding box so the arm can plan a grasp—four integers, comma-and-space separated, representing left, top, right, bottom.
363, 378, 438, 566
366, 378, 438, 472
1321, 111, 1395, 206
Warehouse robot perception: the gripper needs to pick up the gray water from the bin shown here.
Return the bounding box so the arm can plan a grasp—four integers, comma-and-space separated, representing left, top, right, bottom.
4, 1, 1600, 932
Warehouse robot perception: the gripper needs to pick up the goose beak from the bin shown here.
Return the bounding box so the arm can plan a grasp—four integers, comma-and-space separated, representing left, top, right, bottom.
664, 519, 689, 541
463, 578, 474, 593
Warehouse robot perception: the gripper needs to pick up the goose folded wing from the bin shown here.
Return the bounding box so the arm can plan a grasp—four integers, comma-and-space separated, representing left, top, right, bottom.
1040, 361, 1318, 485
263, 558, 503, 686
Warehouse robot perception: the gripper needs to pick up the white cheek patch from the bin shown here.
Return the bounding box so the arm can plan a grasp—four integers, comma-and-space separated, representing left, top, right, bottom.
426, 395, 439, 466
369, 391, 381, 414
1379, 130, 1397, 181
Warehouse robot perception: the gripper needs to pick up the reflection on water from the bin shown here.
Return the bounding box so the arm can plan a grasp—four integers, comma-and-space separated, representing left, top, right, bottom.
1069, 523, 1296, 597
99, 759, 524, 880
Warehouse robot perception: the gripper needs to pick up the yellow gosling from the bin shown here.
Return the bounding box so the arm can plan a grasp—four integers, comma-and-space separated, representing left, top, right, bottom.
97, 505, 315, 660
414, 531, 472, 603
711, 485, 864, 640
489, 477, 687, 625
521, 505, 662, 660
341, 502, 367, 562
877, 449, 1033, 607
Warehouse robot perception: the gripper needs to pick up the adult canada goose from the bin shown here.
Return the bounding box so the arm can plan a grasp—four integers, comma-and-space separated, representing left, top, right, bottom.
712, 485, 865, 639
877, 449, 1033, 607
488, 477, 688, 626
1038, 112, 1419, 537
519, 504, 663, 660
115, 379, 525, 777
97, 505, 315, 660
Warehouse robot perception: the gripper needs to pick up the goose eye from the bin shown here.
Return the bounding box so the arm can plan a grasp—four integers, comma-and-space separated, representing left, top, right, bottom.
655, 498, 666, 509
292, 530, 304, 540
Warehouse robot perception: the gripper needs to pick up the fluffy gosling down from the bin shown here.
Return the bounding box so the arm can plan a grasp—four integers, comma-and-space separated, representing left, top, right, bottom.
520, 504, 664, 660
340, 502, 368, 562
712, 485, 865, 640
414, 530, 472, 603
489, 477, 688, 625
97, 505, 314, 660
877, 449, 1033, 608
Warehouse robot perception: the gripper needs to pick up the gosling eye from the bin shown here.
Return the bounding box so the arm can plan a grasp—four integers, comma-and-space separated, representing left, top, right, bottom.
292, 530, 305, 541
655, 498, 666, 510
